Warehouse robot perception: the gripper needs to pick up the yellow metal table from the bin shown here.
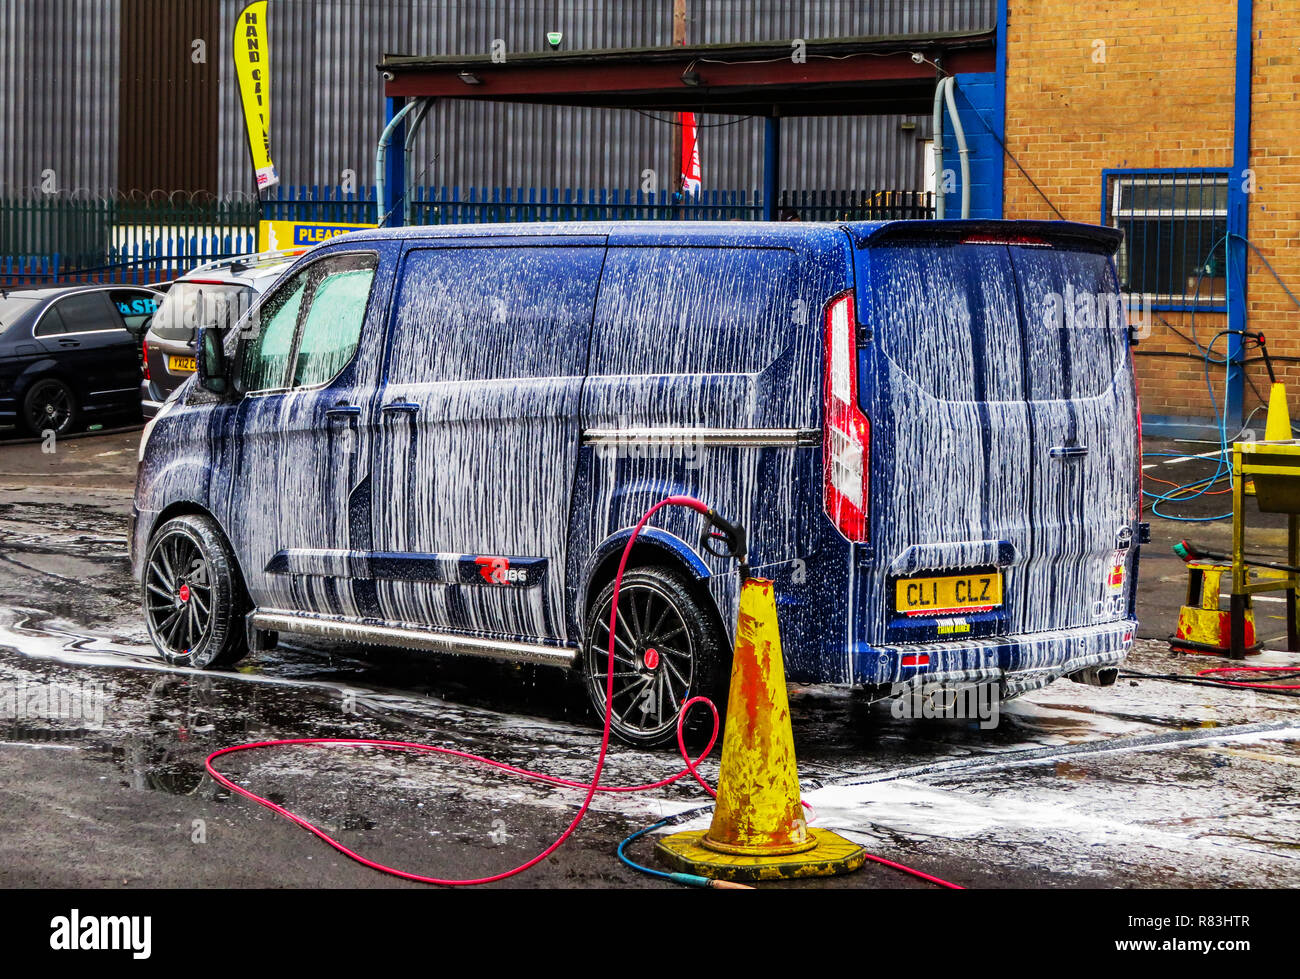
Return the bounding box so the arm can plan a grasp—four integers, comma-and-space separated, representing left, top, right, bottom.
1230, 440, 1300, 658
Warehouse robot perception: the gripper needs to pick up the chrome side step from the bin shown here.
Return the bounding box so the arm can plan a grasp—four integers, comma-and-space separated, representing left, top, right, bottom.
249, 610, 580, 669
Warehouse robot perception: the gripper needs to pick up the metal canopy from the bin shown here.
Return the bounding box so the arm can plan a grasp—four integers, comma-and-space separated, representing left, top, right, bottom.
378, 30, 995, 117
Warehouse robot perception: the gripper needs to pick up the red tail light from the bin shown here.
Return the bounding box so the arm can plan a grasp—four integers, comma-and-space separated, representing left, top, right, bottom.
823, 291, 870, 542
142, 338, 150, 380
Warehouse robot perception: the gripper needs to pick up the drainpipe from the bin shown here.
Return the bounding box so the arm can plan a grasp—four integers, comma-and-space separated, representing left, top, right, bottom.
375, 99, 418, 228
401, 98, 434, 226
943, 77, 972, 219
932, 78, 946, 218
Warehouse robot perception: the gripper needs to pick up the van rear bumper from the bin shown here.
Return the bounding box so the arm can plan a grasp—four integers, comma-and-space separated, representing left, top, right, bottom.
851, 619, 1136, 692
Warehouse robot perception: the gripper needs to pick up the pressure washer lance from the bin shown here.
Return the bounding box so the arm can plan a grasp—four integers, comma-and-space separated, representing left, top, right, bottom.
699, 507, 749, 579
1173, 538, 1300, 577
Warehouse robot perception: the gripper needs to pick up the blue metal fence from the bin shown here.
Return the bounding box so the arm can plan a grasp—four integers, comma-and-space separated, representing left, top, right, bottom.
2, 185, 933, 286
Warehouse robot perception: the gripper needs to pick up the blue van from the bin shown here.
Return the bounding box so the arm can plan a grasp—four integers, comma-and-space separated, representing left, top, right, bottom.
132, 220, 1141, 745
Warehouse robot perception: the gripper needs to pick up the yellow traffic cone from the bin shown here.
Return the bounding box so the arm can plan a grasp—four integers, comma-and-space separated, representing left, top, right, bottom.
656, 577, 865, 881
1265, 382, 1293, 442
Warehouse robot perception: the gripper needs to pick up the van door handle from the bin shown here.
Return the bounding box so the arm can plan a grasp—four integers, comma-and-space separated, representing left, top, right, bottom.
381, 401, 420, 416
1049, 445, 1089, 460
325, 404, 361, 420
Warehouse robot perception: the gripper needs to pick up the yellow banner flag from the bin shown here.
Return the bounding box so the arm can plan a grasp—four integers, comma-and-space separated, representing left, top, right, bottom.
233, 1, 278, 190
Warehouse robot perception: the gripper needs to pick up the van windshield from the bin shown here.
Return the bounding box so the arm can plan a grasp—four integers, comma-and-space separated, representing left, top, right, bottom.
150, 282, 255, 342
867, 242, 1126, 402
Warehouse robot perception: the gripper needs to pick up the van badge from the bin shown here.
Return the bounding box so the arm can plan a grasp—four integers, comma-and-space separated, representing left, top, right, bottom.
474, 556, 529, 585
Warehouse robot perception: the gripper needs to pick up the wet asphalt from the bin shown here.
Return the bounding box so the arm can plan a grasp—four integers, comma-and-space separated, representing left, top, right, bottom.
0, 427, 1297, 889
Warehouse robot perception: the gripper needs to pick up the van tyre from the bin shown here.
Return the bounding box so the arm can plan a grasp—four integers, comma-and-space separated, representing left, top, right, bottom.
22, 377, 77, 437
581, 566, 728, 748
143, 514, 249, 669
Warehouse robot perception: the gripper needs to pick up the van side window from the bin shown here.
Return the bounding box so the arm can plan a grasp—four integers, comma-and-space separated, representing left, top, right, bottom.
387, 245, 602, 383
240, 276, 306, 392
293, 265, 376, 387
238, 252, 377, 393
590, 246, 800, 376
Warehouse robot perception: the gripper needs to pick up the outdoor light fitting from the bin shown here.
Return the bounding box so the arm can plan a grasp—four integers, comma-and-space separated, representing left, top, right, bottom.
681, 70, 701, 86
458, 71, 482, 85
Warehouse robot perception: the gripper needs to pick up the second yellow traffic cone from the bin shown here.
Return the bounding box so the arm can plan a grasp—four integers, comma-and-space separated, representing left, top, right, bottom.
1265, 382, 1293, 442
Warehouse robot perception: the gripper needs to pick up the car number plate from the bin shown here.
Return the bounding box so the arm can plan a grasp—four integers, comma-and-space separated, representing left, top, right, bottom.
168, 355, 196, 373
895, 573, 1002, 616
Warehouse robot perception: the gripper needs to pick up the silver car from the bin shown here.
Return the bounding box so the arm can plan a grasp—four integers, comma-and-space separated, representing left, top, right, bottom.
141, 251, 304, 417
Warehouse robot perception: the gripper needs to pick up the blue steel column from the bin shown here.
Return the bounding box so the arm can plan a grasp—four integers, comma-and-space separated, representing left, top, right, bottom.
382, 95, 407, 228
1226, 0, 1254, 424
994, 0, 1008, 218
762, 115, 781, 221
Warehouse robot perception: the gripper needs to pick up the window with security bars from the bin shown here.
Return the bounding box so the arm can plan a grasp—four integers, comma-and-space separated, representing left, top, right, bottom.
1105, 170, 1229, 309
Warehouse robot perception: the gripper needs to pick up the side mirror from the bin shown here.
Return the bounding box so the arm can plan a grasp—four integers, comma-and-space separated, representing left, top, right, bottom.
196, 328, 229, 396
126, 314, 151, 341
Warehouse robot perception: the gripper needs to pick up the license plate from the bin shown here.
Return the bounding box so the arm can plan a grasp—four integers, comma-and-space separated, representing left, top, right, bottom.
895, 573, 1002, 616
168, 355, 196, 373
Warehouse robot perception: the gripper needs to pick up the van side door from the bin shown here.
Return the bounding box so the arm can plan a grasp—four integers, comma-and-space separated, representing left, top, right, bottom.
369, 237, 605, 641
217, 247, 391, 617
577, 241, 827, 582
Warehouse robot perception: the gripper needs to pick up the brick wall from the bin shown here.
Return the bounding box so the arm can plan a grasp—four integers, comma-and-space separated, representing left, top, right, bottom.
1002, 0, 1300, 425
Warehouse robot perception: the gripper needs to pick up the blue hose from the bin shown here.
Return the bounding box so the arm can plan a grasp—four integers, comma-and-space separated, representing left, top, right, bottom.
617, 816, 714, 888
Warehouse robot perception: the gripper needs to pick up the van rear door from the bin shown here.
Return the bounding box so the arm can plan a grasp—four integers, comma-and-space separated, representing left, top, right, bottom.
855, 223, 1137, 649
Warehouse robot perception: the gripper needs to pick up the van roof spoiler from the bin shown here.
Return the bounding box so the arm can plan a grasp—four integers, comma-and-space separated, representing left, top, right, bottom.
850, 219, 1122, 256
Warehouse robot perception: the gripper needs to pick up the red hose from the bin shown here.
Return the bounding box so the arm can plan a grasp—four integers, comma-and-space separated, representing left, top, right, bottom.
205, 495, 962, 889
1196, 665, 1300, 690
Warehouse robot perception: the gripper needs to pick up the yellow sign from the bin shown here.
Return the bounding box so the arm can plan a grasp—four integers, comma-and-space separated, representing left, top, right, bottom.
233, 2, 278, 190
257, 220, 376, 252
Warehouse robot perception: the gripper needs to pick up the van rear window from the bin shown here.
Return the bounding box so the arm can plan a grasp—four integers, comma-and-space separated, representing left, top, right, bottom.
1008, 244, 1127, 401
869, 243, 1025, 403
867, 243, 1125, 402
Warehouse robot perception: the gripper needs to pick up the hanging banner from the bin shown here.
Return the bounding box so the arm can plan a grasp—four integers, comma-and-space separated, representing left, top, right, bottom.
680, 112, 701, 196
233, 1, 279, 190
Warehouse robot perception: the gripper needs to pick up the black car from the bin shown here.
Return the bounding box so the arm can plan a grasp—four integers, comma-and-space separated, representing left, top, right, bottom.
0, 284, 164, 436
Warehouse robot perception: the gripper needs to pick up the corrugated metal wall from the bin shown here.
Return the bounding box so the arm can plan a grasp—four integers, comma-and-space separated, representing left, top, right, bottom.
2, 1, 995, 200
0, 0, 120, 196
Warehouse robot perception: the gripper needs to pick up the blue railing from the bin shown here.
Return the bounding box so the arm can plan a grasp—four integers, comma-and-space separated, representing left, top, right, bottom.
2, 185, 932, 286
